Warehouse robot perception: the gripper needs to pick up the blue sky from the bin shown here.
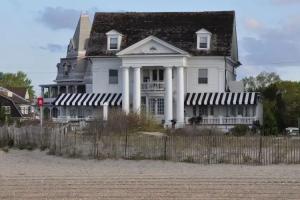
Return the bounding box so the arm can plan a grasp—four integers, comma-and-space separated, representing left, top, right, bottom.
1, 0, 300, 93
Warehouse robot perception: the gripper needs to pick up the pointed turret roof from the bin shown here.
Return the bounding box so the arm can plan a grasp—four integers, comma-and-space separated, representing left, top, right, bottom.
68, 14, 91, 57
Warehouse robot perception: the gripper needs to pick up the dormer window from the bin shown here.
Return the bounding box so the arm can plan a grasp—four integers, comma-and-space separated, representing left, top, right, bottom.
199, 36, 208, 49
196, 28, 212, 50
106, 30, 122, 51
109, 37, 118, 50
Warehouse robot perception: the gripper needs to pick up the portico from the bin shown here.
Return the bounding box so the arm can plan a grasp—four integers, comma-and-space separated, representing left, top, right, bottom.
121, 65, 185, 127
117, 36, 189, 127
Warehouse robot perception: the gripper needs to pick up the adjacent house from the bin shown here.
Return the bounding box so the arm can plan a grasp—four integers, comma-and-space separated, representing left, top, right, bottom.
41, 11, 263, 131
0, 87, 33, 119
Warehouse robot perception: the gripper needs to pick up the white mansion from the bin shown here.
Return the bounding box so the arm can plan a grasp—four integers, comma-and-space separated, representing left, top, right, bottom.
40, 12, 263, 130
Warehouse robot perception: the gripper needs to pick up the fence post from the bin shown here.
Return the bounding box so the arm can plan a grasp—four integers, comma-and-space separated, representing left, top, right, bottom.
207, 135, 212, 164
54, 128, 56, 154
124, 128, 128, 159
164, 136, 168, 161
259, 135, 262, 165
74, 130, 77, 156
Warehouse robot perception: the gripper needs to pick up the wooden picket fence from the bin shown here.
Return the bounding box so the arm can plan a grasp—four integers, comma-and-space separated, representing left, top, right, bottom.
1, 125, 300, 165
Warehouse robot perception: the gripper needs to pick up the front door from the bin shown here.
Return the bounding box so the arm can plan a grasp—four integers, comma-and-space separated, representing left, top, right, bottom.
148, 97, 164, 116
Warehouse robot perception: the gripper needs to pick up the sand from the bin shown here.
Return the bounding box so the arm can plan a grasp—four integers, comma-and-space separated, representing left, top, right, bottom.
1, 149, 300, 199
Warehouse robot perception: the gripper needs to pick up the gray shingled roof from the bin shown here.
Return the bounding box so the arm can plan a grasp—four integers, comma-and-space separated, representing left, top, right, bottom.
86, 11, 235, 57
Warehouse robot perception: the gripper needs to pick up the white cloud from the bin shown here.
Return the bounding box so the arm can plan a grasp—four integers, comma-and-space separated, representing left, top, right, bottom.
36, 7, 96, 30
36, 7, 81, 30
245, 18, 264, 30
240, 15, 300, 66
39, 43, 66, 53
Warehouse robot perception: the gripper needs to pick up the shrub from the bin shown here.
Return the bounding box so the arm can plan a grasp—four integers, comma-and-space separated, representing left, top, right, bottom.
183, 156, 195, 163
230, 125, 250, 136
1, 147, 9, 153
171, 126, 223, 136
84, 110, 165, 136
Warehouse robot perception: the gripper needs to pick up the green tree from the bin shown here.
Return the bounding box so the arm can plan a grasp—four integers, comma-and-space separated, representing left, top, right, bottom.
243, 72, 300, 134
0, 71, 35, 98
243, 72, 281, 92
0, 107, 6, 124
276, 81, 300, 128
262, 100, 278, 135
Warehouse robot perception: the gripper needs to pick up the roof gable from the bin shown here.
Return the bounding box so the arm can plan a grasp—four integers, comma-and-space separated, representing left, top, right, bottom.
87, 11, 236, 57
196, 28, 212, 35
117, 36, 189, 56
106, 29, 122, 35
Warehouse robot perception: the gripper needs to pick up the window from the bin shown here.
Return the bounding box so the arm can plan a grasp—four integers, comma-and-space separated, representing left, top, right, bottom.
196, 28, 212, 50
230, 106, 236, 117
109, 70, 118, 84
198, 69, 208, 84
1, 106, 11, 115
209, 106, 214, 116
148, 97, 164, 116
143, 69, 150, 82
199, 106, 208, 116
20, 106, 28, 115
159, 70, 164, 81
109, 37, 118, 50
106, 30, 122, 51
199, 36, 208, 49
193, 106, 197, 116
70, 108, 77, 118
152, 70, 158, 81
63, 63, 71, 76
157, 98, 164, 115
151, 69, 164, 82
141, 96, 146, 112
78, 107, 84, 118
149, 98, 156, 115
237, 106, 244, 116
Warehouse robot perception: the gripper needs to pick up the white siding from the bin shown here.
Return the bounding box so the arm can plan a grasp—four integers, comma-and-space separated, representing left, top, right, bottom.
186, 57, 226, 93
92, 58, 122, 93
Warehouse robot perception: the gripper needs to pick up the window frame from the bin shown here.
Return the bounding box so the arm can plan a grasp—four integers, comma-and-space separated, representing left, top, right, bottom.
198, 69, 208, 84
109, 37, 118, 50
1, 106, 11, 115
108, 69, 119, 84
196, 29, 212, 50
106, 30, 122, 51
199, 36, 209, 49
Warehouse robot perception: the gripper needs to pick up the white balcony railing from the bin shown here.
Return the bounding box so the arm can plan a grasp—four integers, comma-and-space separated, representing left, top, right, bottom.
141, 82, 165, 91
52, 116, 95, 123
186, 116, 257, 125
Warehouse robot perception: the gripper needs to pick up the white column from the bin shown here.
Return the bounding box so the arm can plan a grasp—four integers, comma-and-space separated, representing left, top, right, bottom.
41, 87, 44, 98
176, 66, 185, 127
74, 85, 78, 94
49, 87, 52, 98
164, 67, 173, 127
133, 67, 141, 113
122, 67, 130, 114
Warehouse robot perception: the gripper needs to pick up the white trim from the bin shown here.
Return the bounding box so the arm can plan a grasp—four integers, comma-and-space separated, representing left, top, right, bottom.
196, 28, 212, 50
117, 35, 190, 56
106, 30, 122, 51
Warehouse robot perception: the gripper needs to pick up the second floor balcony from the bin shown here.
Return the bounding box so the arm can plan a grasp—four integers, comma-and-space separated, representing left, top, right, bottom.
141, 82, 165, 91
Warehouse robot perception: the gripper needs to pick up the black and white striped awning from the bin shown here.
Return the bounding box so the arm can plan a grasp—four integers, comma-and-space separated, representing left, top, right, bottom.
185, 92, 259, 106
53, 93, 122, 106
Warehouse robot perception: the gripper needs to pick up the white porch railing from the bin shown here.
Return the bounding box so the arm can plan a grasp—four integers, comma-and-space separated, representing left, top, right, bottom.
141, 82, 165, 91
186, 116, 258, 125
52, 116, 94, 123
43, 97, 56, 104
